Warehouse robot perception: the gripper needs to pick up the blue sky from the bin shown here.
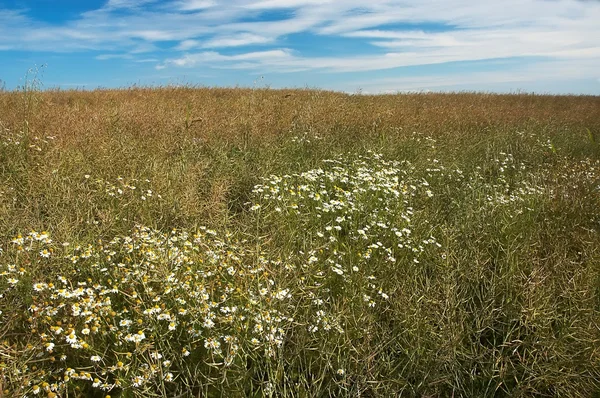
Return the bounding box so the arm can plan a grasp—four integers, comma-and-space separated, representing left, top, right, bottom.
1, 0, 599, 94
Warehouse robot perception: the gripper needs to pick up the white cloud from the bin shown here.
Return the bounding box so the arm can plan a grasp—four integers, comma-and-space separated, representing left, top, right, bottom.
134, 58, 159, 62
128, 29, 176, 41
160, 49, 291, 68
244, 0, 334, 9
176, 39, 202, 50
96, 53, 133, 60
202, 33, 272, 48
105, 0, 160, 10
175, 0, 217, 11
343, 58, 600, 93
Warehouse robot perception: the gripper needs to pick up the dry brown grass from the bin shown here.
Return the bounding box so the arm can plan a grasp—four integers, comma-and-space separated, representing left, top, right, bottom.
3, 88, 599, 147
1, 88, 598, 238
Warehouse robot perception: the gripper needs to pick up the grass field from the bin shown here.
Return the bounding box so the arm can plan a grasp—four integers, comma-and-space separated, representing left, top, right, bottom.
1, 83, 599, 397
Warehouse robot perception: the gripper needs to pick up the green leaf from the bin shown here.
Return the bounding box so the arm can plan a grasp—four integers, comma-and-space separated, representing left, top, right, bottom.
586, 128, 596, 145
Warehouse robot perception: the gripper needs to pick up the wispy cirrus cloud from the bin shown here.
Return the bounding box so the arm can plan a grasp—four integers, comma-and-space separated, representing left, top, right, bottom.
344, 57, 600, 93
104, 0, 162, 10
176, 33, 274, 50
174, 0, 217, 10
162, 49, 292, 68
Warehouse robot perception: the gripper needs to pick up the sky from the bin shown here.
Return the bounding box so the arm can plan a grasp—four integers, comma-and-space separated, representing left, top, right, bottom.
0, 0, 599, 94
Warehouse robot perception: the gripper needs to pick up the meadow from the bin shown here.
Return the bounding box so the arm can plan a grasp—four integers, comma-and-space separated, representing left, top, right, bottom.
0, 80, 599, 397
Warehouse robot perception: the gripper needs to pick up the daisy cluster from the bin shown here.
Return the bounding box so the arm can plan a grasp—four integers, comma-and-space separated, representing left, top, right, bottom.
86, 176, 162, 202
290, 131, 323, 144
467, 152, 599, 212
1, 226, 297, 396
412, 130, 599, 216
467, 152, 547, 208
0, 126, 56, 152
250, 153, 442, 315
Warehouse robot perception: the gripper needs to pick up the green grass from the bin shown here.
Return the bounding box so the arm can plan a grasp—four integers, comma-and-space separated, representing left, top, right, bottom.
0, 85, 599, 397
